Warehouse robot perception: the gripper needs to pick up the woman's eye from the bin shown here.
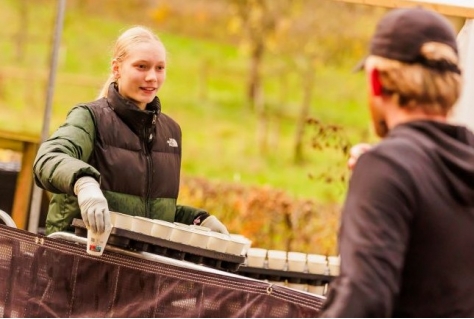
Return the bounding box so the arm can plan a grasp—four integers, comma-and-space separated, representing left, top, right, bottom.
138, 64, 147, 69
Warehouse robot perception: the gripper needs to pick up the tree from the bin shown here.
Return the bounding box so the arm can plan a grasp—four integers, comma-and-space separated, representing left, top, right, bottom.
15, 0, 29, 63
228, 0, 290, 111
267, 0, 378, 163
228, 0, 293, 154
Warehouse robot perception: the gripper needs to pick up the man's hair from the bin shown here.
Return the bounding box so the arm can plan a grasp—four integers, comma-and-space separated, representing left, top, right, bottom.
366, 42, 462, 115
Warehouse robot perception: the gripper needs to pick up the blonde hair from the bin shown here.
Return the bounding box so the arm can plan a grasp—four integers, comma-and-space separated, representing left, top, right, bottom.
98, 26, 164, 98
366, 42, 462, 115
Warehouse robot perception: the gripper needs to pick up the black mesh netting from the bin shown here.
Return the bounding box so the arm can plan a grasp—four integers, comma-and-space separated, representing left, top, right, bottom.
0, 225, 323, 317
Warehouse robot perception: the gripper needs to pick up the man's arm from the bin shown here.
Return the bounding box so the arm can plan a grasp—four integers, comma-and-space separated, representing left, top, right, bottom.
320, 151, 415, 317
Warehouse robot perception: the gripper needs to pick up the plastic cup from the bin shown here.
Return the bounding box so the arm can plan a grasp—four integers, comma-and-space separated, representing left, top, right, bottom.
246, 248, 267, 267
267, 250, 287, 270
132, 216, 154, 236
108, 211, 117, 226
226, 236, 248, 256
328, 256, 341, 276
307, 254, 328, 274
87, 226, 112, 256
189, 228, 211, 249
287, 282, 307, 292
230, 234, 252, 255
308, 284, 326, 296
207, 232, 230, 252
150, 219, 175, 240
109, 211, 134, 230
169, 223, 193, 245
287, 252, 307, 272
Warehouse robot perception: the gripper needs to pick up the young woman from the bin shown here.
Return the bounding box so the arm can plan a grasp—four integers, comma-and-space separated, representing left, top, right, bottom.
33, 26, 228, 236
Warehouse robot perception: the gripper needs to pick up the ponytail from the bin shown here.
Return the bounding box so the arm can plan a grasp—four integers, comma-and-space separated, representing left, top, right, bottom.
98, 74, 115, 99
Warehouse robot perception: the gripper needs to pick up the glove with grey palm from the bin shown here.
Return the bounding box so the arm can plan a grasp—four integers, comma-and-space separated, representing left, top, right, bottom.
74, 176, 111, 233
201, 215, 229, 235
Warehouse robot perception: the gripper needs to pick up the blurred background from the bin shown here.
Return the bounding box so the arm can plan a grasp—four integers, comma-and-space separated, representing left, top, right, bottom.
0, 0, 464, 255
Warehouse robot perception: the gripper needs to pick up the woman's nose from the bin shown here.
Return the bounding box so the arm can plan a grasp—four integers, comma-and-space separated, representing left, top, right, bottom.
145, 70, 157, 82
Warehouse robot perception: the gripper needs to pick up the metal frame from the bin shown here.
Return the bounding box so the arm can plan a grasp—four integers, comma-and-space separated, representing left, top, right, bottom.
47, 231, 267, 280
0, 209, 17, 228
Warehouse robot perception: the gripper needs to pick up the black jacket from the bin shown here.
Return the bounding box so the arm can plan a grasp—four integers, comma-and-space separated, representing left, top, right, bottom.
34, 84, 207, 234
320, 120, 474, 317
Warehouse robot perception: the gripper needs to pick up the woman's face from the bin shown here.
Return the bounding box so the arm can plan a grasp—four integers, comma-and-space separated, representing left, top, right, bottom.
113, 40, 166, 110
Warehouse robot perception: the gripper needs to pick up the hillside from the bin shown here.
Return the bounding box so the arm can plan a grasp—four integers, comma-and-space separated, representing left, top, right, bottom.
0, 0, 373, 204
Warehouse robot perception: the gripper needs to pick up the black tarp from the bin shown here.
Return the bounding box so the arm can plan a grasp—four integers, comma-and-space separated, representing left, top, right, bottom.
0, 225, 323, 317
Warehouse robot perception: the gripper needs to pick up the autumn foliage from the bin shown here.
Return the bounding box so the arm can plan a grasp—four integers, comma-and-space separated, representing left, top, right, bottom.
179, 175, 341, 256
178, 117, 357, 256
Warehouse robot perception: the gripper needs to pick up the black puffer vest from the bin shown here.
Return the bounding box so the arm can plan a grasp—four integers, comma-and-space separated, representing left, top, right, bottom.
86, 84, 182, 218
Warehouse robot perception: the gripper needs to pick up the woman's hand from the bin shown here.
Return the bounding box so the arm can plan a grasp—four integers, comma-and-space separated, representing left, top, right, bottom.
201, 215, 229, 235
74, 176, 111, 233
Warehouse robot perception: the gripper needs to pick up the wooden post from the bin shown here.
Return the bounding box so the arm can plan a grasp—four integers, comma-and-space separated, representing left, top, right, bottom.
10, 141, 38, 229
0, 130, 40, 230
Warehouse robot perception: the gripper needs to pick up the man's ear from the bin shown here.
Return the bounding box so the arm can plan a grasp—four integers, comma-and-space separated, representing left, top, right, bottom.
370, 68, 383, 96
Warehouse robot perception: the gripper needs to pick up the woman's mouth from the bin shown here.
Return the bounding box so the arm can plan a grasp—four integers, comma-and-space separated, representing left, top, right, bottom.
140, 87, 156, 94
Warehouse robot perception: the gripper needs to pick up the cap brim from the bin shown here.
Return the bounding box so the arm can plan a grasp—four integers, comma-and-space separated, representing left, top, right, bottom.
352, 56, 367, 73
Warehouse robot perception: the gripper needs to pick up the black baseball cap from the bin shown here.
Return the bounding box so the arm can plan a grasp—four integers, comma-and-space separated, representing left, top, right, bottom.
354, 7, 459, 72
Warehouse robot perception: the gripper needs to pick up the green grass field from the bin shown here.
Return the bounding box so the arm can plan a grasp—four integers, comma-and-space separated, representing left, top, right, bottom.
0, 0, 373, 204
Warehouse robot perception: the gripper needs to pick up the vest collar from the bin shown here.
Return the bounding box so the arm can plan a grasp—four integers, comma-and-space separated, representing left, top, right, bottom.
106, 83, 161, 141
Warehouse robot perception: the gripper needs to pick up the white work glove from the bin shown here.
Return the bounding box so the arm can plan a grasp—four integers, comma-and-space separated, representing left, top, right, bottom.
74, 176, 111, 234
201, 215, 229, 235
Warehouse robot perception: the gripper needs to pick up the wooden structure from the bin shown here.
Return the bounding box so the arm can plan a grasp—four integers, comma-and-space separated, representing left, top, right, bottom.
0, 130, 39, 229
332, 0, 474, 18
331, 0, 474, 132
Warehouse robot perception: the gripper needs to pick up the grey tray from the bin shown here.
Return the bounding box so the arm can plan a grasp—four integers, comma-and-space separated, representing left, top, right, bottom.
72, 218, 245, 272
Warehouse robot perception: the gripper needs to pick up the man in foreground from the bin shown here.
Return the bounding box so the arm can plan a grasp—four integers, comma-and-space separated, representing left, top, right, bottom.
319, 7, 474, 317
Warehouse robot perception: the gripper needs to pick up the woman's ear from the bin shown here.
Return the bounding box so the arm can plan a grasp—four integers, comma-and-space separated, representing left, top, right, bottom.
112, 59, 120, 80
370, 68, 383, 96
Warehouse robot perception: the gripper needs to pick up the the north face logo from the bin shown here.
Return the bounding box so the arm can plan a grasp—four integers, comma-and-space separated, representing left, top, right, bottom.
167, 138, 178, 147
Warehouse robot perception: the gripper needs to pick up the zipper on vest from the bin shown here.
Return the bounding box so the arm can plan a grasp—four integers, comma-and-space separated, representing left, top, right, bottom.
143, 113, 156, 218
142, 136, 153, 218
